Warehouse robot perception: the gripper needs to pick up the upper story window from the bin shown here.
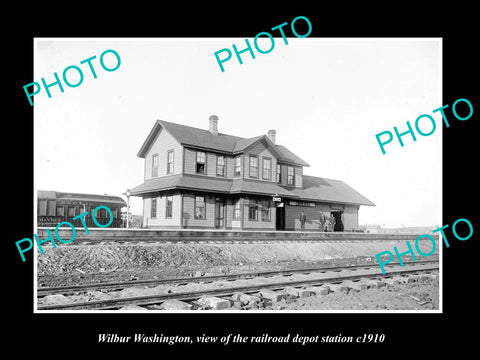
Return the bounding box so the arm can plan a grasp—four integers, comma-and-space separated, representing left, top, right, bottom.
249, 155, 258, 178
276, 164, 281, 183
287, 166, 295, 185
234, 156, 242, 177
167, 150, 174, 174
262, 158, 271, 180
196, 151, 206, 174
216, 155, 225, 177
152, 154, 159, 177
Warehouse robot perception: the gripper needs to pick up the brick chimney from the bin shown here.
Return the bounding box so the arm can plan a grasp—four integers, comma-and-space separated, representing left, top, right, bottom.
209, 115, 218, 135
267, 129, 276, 144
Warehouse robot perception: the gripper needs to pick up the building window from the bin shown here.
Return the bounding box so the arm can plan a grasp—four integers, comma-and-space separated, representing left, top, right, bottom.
196, 152, 206, 174
249, 155, 258, 178
261, 200, 270, 221
194, 195, 206, 219
151, 198, 157, 218
152, 154, 159, 177
287, 166, 295, 185
233, 199, 241, 220
216, 155, 225, 177
166, 196, 173, 218
276, 164, 281, 183
262, 158, 271, 180
248, 200, 258, 221
167, 150, 174, 174
234, 156, 242, 177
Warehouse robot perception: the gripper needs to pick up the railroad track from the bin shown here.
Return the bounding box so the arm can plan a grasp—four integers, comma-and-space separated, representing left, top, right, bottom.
37, 260, 439, 311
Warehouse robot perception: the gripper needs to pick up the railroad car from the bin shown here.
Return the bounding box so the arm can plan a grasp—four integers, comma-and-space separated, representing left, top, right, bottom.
37, 190, 126, 228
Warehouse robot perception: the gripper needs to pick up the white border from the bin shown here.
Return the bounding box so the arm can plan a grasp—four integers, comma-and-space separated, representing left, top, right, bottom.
33, 37, 443, 314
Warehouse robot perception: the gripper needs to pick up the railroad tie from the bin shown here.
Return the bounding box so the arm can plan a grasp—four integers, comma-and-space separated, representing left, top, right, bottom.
258, 289, 289, 302
197, 296, 231, 310
304, 285, 330, 296
283, 286, 314, 298
326, 283, 350, 293
341, 280, 364, 292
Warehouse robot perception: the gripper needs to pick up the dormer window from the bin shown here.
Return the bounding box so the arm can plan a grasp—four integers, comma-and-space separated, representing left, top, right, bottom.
196, 151, 206, 174
249, 155, 258, 178
287, 166, 295, 185
262, 158, 271, 180
216, 155, 225, 177
234, 156, 242, 177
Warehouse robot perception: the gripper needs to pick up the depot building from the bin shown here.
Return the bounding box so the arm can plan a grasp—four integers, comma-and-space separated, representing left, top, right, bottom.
130, 116, 375, 231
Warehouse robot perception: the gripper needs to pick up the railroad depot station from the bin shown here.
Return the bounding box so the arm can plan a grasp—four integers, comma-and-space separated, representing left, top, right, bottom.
130, 116, 375, 231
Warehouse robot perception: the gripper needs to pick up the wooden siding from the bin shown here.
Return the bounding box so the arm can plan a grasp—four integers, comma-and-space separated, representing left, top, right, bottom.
242, 196, 276, 230
285, 203, 360, 231
244, 141, 278, 183
278, 164, 303, 188
184, 148, 233, 178
343, 204, 359, 231
144, 128, 183, 180
143, 192, 182, 227
182, 193, 215, 228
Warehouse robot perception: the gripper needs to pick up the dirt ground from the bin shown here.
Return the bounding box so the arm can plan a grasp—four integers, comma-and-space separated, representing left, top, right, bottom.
36, 242, 439, 311
264, 279, 439, 311
37, 241, 435, 287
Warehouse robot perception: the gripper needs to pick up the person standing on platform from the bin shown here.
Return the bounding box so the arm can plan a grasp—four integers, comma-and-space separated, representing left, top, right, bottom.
330, 213, 336, 232
299, 211, 306, 231
319, 213, 326, 232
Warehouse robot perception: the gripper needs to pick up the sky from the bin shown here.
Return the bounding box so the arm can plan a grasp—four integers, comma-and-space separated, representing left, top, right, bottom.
34, 38, 442, 228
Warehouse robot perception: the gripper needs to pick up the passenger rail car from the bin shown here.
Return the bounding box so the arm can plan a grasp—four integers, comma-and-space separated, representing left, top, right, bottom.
37, 190, 127, 228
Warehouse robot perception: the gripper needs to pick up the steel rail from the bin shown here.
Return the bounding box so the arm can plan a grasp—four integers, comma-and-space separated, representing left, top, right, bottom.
37, 259, 438, 297
37, 264, 439, 310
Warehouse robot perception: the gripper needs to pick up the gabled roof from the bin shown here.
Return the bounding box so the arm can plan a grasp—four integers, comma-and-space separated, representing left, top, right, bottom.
288, 175, 375, 206
137, 119, 308, 166
276, 145, 309, 167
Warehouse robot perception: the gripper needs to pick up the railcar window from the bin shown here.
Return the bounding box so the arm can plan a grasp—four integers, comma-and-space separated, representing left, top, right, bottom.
38, 200, 47, 216
68, 206, 75, 217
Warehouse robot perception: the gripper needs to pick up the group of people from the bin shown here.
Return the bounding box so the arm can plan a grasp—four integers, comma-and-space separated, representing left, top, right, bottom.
299, 211, 337, 232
